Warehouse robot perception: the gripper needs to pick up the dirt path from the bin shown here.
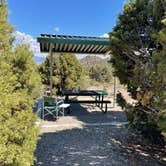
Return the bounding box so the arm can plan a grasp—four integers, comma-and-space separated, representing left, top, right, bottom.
35, 104, 165, 166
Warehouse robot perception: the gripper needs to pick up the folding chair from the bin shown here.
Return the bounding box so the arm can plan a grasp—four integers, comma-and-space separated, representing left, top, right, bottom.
42, 96, 57, 120
42, 96, 70, 120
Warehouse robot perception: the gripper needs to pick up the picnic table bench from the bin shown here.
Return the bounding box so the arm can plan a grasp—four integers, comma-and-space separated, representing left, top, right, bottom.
62, 90, 111, 113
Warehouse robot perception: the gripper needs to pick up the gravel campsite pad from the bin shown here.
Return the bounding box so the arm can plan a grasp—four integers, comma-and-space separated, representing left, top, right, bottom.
35, 105, 166, 166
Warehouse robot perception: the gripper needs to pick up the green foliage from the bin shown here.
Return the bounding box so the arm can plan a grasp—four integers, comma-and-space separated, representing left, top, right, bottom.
0, 55, 40, 165
0, 1, 14, 56
0, 2, 41, 165
116, 92, 127, 109
89, 64, 113, 83
39, 53, 83, 94
80, 56, 113, 83
0, 110, 39, 166
110, 0, 166, 143
12, 44, 42, 99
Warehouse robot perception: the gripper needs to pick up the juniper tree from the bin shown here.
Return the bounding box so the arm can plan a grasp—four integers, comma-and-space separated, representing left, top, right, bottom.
0, 1, 14, 56
0, 1, 40, 165
12, 44, 42, 99
109, 0, 166, 143
39, 53, 83, 95
89, 64, 113, 83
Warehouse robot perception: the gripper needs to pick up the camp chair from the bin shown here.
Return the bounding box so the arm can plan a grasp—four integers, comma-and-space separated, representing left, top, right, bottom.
42, 96, 70, 120
42, 96, 57, 120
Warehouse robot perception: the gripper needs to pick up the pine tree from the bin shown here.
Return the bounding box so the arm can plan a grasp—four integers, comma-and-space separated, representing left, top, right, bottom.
109, 0, 166, 143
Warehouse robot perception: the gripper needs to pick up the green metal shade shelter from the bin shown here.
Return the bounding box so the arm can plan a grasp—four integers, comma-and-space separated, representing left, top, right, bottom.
37, 34, 109, 94
37, 34, 110, 54
37, 34, 116, 107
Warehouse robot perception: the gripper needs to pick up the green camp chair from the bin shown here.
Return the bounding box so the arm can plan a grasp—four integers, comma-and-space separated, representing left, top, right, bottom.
42, 96, 56, 120
42, 96, 70, 120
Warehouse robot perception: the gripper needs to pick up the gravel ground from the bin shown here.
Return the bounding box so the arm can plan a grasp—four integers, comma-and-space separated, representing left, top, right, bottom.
35, 104, 166, 166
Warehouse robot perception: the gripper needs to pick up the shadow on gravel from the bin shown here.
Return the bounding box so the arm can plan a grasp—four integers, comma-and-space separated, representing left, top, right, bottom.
35, 126, 166, 166
35, 102, 166, 165
38, 102, 127, 123
65, 103, 128, 124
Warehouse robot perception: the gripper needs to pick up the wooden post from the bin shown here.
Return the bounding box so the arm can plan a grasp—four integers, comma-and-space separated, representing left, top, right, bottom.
113, 76, 116, 107
49, 44, 53, 96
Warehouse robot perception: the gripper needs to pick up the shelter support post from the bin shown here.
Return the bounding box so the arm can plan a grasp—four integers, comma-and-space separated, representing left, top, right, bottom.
49, 44, 53, 96
113, 76, 116, 107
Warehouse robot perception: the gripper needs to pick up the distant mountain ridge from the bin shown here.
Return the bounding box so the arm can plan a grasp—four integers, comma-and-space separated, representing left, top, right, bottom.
80, 55, 110, 67
33, 55, 110, 65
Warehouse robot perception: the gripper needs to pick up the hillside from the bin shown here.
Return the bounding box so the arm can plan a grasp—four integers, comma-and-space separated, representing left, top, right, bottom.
80, 55, 110, 67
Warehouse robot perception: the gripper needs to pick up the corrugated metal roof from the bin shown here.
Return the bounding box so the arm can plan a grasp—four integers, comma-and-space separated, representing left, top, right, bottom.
37, 34, 109, 54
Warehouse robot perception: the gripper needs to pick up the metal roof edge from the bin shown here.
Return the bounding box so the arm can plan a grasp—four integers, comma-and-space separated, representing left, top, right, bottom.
37, 34, 109, 46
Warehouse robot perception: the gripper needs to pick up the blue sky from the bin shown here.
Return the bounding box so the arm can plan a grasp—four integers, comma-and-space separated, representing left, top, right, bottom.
7, 0, 128, 59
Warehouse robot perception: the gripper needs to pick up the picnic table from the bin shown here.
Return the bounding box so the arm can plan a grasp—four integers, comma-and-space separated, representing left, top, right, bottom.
62, 90, 110, 113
